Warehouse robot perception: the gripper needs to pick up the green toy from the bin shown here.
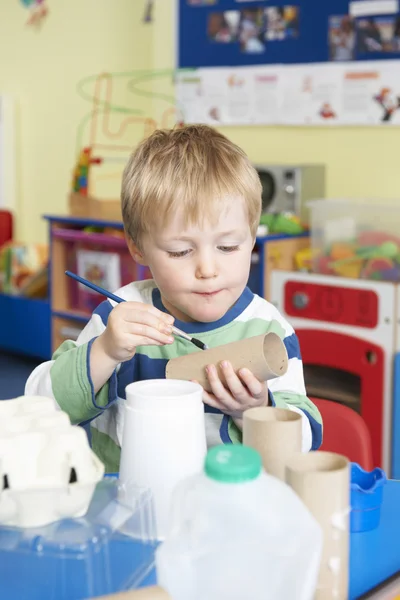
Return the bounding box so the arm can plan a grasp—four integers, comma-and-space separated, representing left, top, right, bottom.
259, 213, 305, 235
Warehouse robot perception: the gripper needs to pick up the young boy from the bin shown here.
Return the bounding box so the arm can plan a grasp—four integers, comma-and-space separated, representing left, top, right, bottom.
26, 125, 322, 473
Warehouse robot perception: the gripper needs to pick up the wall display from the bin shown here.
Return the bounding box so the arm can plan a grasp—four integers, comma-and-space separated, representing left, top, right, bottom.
177, 0, 400, 125
176, 59, 400, 125
178, 0, 400, 68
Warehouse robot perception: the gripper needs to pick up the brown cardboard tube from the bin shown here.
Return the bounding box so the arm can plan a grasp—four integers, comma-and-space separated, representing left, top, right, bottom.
166, 332, 288, 392
285, 452, 350, 600
243, 407, 302, 481
92, 586, 171, 599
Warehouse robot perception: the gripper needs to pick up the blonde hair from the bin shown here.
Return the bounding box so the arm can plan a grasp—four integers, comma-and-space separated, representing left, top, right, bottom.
121, 124, 262, 247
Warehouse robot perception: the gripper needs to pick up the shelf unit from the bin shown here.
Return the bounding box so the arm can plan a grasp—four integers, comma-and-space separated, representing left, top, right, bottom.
44, 215, 310, 354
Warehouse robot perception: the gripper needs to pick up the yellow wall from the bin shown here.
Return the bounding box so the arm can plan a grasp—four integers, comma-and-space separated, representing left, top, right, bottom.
1, 0, 399, 243
155, 0, 400, 201
0, 1, 153, 243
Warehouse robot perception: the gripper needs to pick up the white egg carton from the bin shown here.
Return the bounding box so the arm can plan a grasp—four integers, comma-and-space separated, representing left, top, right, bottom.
0, 396, 104, 528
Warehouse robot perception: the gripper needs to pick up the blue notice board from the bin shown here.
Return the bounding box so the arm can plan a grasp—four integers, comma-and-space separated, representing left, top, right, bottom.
178, 0, 400, 68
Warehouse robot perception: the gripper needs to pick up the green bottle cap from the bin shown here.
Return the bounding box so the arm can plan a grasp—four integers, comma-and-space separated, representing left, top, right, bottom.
205, 445, 262, 483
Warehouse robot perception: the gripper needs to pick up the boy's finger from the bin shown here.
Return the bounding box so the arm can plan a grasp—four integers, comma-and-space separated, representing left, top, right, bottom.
122, 308, 174, 334
206, 364, 241, 412
237, 368, 266, 399
126, 323, 174, 345
123, 302, 174, 325
220, 361, 249, 402
201, 390, 224, 409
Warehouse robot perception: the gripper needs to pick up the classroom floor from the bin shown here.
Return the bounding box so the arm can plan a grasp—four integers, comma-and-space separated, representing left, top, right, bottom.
0, 352, 41, 399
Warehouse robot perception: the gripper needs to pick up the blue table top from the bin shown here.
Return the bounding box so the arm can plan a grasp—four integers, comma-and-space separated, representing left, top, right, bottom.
138, 480, 400, 599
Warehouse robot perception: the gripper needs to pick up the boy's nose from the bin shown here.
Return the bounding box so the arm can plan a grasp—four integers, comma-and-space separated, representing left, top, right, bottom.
195, 254, 218, 279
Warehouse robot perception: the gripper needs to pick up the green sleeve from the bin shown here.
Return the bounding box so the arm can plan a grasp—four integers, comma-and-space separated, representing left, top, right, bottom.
228, 418, 242, 444
272, 391, 323, 450
50, 340, 111, 425
272, 391, 322, 425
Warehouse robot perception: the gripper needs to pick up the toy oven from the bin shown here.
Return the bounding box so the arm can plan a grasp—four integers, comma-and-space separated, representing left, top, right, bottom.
271, 271, 400, 476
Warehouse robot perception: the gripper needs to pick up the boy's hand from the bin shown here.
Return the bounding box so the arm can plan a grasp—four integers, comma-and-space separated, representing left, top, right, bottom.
197, 361, 269, 422
96, 302, 175, 364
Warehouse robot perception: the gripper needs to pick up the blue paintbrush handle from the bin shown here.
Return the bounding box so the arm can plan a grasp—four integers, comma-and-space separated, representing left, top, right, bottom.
65, 270, 125, 304
64, 270, 209, 350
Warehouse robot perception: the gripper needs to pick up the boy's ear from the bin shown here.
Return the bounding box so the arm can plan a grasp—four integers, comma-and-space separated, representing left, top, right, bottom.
126, 237, 149, 266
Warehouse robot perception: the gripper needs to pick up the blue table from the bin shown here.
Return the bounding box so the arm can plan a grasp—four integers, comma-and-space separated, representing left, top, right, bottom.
138, 480, 400, 599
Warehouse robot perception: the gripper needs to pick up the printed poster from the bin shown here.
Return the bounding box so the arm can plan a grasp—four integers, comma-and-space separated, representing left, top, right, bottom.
176, 60, 400, 126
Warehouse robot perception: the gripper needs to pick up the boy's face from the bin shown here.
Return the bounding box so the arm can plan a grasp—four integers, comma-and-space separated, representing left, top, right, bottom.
130, 197, 254, 323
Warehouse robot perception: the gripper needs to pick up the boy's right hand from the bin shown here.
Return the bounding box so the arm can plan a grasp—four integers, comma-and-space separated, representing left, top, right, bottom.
95, 302, 175, 364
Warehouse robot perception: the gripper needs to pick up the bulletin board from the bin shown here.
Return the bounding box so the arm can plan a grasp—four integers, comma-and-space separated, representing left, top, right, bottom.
176, 1, 400, 126
178, 0, 400, 68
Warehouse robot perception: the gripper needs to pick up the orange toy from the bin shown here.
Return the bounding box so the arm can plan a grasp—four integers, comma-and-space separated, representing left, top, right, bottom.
330, 242, 356, 261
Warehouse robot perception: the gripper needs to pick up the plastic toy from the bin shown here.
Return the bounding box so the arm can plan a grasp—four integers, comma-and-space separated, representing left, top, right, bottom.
295, 247, 317, 272
316, 232, 400, 281
259, 212, 306, 235
71, 147, 102, 196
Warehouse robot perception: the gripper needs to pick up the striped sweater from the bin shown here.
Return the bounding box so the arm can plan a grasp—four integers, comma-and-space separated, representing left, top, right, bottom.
25, 280, 322, 473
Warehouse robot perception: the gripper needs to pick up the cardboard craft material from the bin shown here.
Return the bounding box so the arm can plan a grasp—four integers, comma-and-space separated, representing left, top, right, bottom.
243, 407, 302, 481
285, 452, 350, 600
93, 586, 171, 599
166, 332, 288, 392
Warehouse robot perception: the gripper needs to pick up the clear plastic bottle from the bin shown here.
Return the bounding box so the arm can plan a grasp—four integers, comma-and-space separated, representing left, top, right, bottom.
156, 445, 322, 600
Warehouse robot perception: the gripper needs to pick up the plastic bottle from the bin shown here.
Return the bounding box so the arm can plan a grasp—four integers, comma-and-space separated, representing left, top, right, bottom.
156, 444, 322, 600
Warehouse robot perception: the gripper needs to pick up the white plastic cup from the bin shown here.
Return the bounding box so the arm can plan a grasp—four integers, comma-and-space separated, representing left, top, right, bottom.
120, 380, 207, 540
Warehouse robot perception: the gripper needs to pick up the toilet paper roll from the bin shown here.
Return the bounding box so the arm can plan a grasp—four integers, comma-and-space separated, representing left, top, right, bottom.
285, 452, 350, 600
243, 407, 302, 481
166, 332, 288, 392
94, 585, 171, 599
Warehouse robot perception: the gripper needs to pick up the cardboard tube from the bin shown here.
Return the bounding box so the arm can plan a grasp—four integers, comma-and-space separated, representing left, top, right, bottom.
94, 586, 171, 599
166, 332, 288, 392
243, 407, 302, 481
285, 452, 350, 600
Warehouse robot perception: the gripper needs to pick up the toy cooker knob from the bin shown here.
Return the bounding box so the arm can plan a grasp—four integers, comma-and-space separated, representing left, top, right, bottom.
292, 292, 309, 309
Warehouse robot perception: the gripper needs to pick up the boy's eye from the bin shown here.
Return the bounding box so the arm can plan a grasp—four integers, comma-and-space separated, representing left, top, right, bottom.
167, 249, 191, 258
218, 245, 240, 253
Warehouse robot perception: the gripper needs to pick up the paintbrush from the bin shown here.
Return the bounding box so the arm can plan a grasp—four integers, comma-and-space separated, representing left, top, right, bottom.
65, 270, 209, 351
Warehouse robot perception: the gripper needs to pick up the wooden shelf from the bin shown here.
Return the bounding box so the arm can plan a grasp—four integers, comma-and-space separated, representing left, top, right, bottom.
52, 315, 87, 350
52, 309, 91, 322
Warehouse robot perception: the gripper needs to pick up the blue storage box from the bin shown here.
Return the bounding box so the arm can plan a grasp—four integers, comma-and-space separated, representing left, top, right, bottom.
0, 477, 158, 600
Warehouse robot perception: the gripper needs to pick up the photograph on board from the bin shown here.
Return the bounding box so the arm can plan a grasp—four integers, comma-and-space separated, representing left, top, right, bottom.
207, 11, 240, 42
356, 16, 397, 53
238, 8, 265, 53
393, 16, 400, 51
265, 6, 299, 41
328, 15, 355, 61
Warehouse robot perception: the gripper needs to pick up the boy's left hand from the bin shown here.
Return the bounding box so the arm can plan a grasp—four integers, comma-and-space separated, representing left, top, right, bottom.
196, 361, 270, 420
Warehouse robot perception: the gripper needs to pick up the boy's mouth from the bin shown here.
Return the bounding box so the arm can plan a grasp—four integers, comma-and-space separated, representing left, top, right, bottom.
195, 290, 221, 297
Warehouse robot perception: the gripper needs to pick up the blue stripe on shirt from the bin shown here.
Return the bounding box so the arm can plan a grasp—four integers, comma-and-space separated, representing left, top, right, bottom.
93, 300, 113, 327
284, 333, 302, 360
